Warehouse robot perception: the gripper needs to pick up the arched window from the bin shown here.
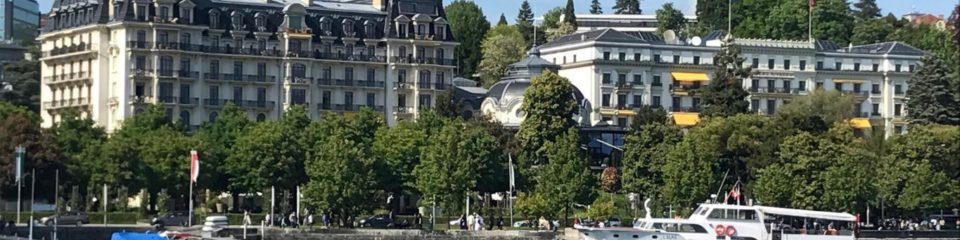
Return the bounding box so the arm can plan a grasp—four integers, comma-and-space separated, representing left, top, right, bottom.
209, 111, 219, 122
208, 10, 220, 28
319, 17, 332, 35
342, 19, 355, 36
179, 110, 190, 124
364, 20, 376, 38
256, 113, 266, 122
230, 11, 243, 30
255, 13, 267, 31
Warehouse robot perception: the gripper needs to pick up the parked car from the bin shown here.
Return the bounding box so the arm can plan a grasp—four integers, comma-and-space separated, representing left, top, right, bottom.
360, 215, 409, 229
152, 212, 193, 228
41, 212, 89, 227
606, 217, 622, 227
574, 218, 597, 228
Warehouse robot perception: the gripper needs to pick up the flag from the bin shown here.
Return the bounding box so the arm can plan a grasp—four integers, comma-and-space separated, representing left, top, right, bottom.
190, 150, 199, 183
508, 155, 515, 192
809, 0, 815, 7
15, 146, 23, 182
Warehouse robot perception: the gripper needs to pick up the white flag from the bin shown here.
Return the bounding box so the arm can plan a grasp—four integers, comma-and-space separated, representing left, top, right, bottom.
190, 150, 199, 183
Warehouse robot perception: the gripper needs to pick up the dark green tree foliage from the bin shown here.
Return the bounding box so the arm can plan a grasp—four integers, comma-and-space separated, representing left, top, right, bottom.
660, 139, 713, 216
774, 90, 858, 134
446, 0, 490, 77
590, 0, 602, 14
193, 103, 251, 192
0, 102, 63, 200
1, 60, 40, 111
516, 0, 536, 47
434, 89, 460, 119
696, 0, 729, 31
876, 125, 960, 212
92, 105, 174, 192
700, 39, 751, 118
852, 0, 881, 20
467, 119, 509, 194
764, 0, 811, 41
563, 0, 577, 28
613, 0, 641, 14
54, 110, 106, 190
535, 128, 594, 220
692, 115, 782, 189
303, 113, 381, 225
414, 119, 499, 211
373, 121, 426, 196
497, 14, 509, 26
906, 56, 960, 125
516, 71, 577, 171
851, 18, 894, 45
226, 107, 309, 194
656, 3, 687, 36
622, 107, 682, 199
811, 0, 855, 46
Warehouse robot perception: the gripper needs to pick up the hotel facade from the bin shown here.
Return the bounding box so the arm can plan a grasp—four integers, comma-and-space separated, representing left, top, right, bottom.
538, 29, 924, 137
39, 0, 457, 132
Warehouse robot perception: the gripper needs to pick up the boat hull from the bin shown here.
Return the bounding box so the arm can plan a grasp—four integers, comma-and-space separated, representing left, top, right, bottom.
578, 227, 685, 240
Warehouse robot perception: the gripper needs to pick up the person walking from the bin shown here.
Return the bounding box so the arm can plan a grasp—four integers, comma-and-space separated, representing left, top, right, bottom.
497, 216, 504, 230
474, 214, 483, 231
459, 214, 467, 230
414, 213, 422, 230
243, 210, 252, 226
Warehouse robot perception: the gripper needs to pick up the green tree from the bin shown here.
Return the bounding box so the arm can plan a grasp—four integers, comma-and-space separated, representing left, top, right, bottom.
373, 121, 426, 197
138, 126, 195, 203
517, 0, 536, 46
515, 192, 551, 219
53, 111, 106, 191
700, 39, 751, 118
434, 89, 461, 119
614, 0, 641, 14
852, 0, 881, 20
562, 0, 577, 28
851, 18, 894, 45
0, 102, 63, 200
622, 107, 682, 199
774, 90, 858, 134
535, 128, 594, 225
691, 115, 782, 188
656, 3, 687, 36
193, 103, 251, 193
497, 14, 509, 26
0, 59, 40, 111
516, 71, 577, 173
414, 120, 498, 212
750, 164, 795, 207
660, 140, 713, 216
896, 160, 956, 212
696, 0, 730, 31
764, 0, 811, 41
812, 0, 855, 46
590, 0, 603, 14
586, 195, 617, 221
907, 56, 960, 125
478, 25, 527, 88
446, 0, 491, 77
226, 121, 303, 194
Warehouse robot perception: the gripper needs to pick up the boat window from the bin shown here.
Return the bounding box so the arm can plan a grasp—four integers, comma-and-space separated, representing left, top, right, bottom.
679, 224, 708, 233
696, 207, 710, 215
707, 209, 758, 220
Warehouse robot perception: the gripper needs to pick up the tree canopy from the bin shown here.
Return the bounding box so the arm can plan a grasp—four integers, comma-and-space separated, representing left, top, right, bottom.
445, 0, 490, 77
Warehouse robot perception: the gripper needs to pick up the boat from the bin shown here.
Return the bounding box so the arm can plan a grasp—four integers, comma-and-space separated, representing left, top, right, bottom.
580, 199, 858, 240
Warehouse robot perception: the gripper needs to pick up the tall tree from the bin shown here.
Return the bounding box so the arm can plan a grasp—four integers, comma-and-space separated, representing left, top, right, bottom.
516, 71, 577, 173
660, 139, 713, 216
622, 107, 682, 200
497, 14, 509, 26
414, 119, 498, 213
590, 0, 603, 14
446, 0, 490, 77
613, 0, 641, 15
373, 121, 426, 197
54, 110, 106, 190
906, 56, 960, 125
478, 25, 527, 88
193, 103, 251, 193
517, 0, 536, 46
0, 102, 63, 201
696, 0, 729, 31
0, 58, 40, 111
774, 90, 858, 134
656, 3, 687, 36
700, 38, 751, 118
562, 0, 577, 28
851, 18, 894, 45
811, 0, 855, 46
852, 0, 881, 20
535, 128, 595, 226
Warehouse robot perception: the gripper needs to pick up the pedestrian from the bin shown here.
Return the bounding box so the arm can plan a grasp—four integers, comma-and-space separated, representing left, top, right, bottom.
414, 213, 422, 229
475, 213, 483, 231
497, 216, 503, 230
459, 214, 467, 230
467, 213, 475, 231
307, 213, 314, 228
265, 213, 272, 227
322, 212, 330, 227
243, 210, 252, 226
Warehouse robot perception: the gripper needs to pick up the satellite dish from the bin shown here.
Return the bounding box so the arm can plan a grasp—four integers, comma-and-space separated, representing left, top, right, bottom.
691, 36, 703, 46
663, 30, 677, 44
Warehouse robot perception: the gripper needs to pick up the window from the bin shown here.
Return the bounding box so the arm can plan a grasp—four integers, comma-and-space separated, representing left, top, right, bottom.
617, 117, 627, 127
872, 104, 880, 116
707, 209, 758, 221
345, 67, 354, 81
159, 56, 174, 76
367, 68, 376, 82
752, 58, 759, 68
632, 95, 642, 107
652, 96, 661, 107
366, 93, 376, 107
751, 99, 760, 112
209, 85, 220, 101
179, 59, 191, 73
784, 60, 790, 70
343, 19, 355, 36
289, 39, 301, 52
835, 62, 842, 70
137, 5, 147, 21
853, 83, 861, 93
257, 63, 267, 79
854, 63, 861, 71
693, 56, 700, 65
618, 53, 626, 61
397, 23, 407, 38
209, 60, 220, 79
292, 64, 306, 78
321, 91, 331, 109
768, 59, 775, 69
653, 54, 661, 62
257, 88, 266, 102
908, 65, 915, 72
208, 10, 219, 28
158, 32, 169, 45
179, 111, 190, 124
233, 87, 243, 103
816, 61, 824, 70
671, 97, 681, 109
180, 33, 191, 46
895, 84, 903, 94
435, 25, 446, 39
233, 61, 243, 80
230, 12, 243, 30
799, 60, 806, 70
398, 70, 406, 83
159, 6, 169, 19
766, 80, 775, 93
766, 99, 776, 115
816, 82, 823, 89
653, 75, 662, 85
673, 55, 680, 64
835, 83, 843, 91
602, 94, 610, 107
257, 114, 266, 122
872, 64, 879, 72
436, 48, 445, 59
799, 81, 806, 91
872, 84, 880, 94
616, 95, 627, 108
179, 84, 191, 103
320, 17, 332, 34
634, 53, 641, 62
418, 94, 430, 108
436, 72, 445, 88
159, 82, 174, 102
602, 73, 611, 84
135, 56, 146, 70
181, 8, 192, 23
783, 80, 792, 91
895, 64, 901, 72
633, 74, 642, 84
895, 104, 902, 116
895, 126, 903, 134
603, 52, 610, 60
323, 67, 332, 80
618, 74, 627, 84
291, 89, 306, 105
208, 112, 218, 122
562, 56, 566, 64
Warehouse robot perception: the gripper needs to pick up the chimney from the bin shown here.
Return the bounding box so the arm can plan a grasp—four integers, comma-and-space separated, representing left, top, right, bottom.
372, 0, 385, 11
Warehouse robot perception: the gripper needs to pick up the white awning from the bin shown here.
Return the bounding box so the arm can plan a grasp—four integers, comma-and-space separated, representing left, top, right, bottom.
757, 206, 856, 221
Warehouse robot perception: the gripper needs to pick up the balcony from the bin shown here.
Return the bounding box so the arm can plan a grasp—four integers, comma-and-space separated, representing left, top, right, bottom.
158, 96, 176, 104
393, 106, 415, 115
203, 98, 227, 106
336, 79, 356, 87
43, 43, 92, 58
670, 84, 702, 96
317, 103, 333, 110
43, 98, 90, 110
130, 95, 153, 104
242, 100, 276, 109
244, 75, 276, 83
434, 82, 449, 90
668, 106, 700, 113
178, 97, 199, 106
616, 82, 633, 91
357, 80, 386, 88
223, 74, 245, 82
287, 76, 313, 85
177, 70, 200, 79
651, 82, 663, 87
391, 56, 457, 66
393, 82, 414, 90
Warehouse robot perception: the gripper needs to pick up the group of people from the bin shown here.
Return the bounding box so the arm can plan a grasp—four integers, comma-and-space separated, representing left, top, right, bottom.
875, 217, 960, 231
457, 213, 504, 231
254, 210, 338, 228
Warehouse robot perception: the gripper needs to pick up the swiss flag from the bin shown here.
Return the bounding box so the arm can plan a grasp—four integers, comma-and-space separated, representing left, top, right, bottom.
190, 150, 199, 183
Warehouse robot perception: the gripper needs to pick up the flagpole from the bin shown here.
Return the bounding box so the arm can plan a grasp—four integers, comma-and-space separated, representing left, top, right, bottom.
16, 145, 23, 225
808, 0, 814, 41
189, 174, 194, 226
727, 0, 732, 34
189, 150, 198, 227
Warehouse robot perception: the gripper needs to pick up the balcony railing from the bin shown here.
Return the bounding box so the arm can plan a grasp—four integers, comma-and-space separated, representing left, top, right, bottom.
177, 70, 200, 79
434, 82, 448, 90
178, 97, 199, 105
242, 100, 275, 109
668, 106, 701, 112
203, 98, 227, 106
43, 43, 92, 57
616, 82, 633, 90
357, 80, 386, 88
317, 103, 333, 110
287, 76, 313, 84
394, 106, 414, 114
158, 96, 176, 103
394, 82, 414, 90
391, 56, 457, 66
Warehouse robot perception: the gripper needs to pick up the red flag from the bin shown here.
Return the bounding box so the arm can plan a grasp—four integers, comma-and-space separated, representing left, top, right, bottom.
809, 0, 815, 7
190, 150, 199, 183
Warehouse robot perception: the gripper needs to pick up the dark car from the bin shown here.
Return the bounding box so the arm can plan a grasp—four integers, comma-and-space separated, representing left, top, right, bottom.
360, 215, 409, 229
152, 212, 193, 228
41, 212, 89, 227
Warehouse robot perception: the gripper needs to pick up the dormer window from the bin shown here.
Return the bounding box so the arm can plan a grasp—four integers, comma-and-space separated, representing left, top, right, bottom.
180, 8, 192, 23
254, 13, 267, 32
230, 11, 243, 30
159, 6, 169, 20
136, 4, 146, 21
208, 10, 220, 28
364, 20, 376, 38
342, 19, 355, 37
397, 23, 407, 38
416, 24, 426, 38
435, 25, 445, 40
113, 1, 121, 20
319, 17, 332, 35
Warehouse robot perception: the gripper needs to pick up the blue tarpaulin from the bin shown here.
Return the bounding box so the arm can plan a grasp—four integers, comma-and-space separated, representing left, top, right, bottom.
111, 232, 166, 240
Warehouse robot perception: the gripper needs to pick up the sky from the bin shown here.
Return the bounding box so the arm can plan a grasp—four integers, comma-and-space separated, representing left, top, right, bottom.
36, 0, 958, 23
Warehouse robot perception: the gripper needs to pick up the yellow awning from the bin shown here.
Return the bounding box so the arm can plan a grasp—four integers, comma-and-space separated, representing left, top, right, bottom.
833, 79, 864, 83
849, 118, 872, 129
671, 72, 710, 82
672, 112, 701, 127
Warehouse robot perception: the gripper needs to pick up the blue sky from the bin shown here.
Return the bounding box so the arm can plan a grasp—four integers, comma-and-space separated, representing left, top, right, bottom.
37, 0, 957, 23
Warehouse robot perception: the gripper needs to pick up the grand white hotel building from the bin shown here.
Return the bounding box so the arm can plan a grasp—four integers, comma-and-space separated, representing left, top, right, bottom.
537, 29, 924, 137
39, 0, 457, 131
